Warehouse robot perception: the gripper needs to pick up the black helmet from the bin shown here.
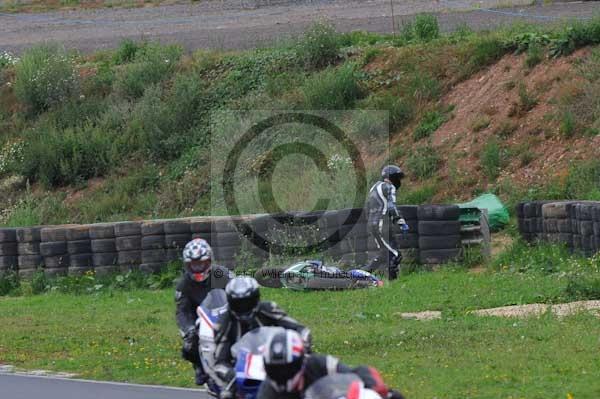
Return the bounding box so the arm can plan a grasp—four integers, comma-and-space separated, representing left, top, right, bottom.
225, 277, 260, 322
263, 329, 306, 393
381, 165, 405, 189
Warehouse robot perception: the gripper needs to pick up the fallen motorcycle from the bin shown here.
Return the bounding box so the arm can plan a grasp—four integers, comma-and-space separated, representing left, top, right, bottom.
280, 260, 383, 290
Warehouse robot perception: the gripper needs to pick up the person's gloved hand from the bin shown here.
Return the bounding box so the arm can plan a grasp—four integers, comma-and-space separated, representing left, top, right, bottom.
300, 328, 312, 353
219, 389, 234, 399
387, 390, 406, 399
182, 326, 197, 352
394, 217, 409, 232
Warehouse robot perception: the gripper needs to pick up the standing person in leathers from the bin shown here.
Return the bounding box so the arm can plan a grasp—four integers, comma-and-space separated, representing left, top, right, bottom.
175, 238, 232, 385
365, 165, 408, 280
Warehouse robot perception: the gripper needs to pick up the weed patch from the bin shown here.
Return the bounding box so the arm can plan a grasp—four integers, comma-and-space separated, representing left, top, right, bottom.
406, 145, 440, 179
413, 110, 445, 140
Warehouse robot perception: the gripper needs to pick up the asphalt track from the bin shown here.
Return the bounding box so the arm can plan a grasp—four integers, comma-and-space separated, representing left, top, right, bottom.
1, 0, 599, 54
0, 373, 210, 399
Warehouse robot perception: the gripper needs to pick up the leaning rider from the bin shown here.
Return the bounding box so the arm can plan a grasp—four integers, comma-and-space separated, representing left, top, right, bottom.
213, 276, 311, 399
365, 165, 408, 280
175, 238, 232, 385
258, 329, 405, 399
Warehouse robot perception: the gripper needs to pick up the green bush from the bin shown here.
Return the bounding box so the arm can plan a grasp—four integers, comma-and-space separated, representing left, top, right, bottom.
397, 184, 437, 204
18, 125, 115, 187
0, 271, 20, 296
481, 138, 503, 180
406, 145, 440, 179
525, 42, 544, 68
301, 63, 364, 109
31, 270, 48, 295
113, 42, 182, 99
564, 276, 600, 301
559, 111, 576, 138
463, 37, 507, 77
113, 39, 144, 65
400, 14, 439, 43
14, 44, 79, 115
359, 92, 414, 131
295, 21, 341, 69
125, 84, 192, 160
413, 110, 445, 140
413, 14, 440, 42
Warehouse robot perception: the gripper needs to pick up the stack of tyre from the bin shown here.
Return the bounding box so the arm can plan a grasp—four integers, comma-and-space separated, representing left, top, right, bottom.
66, 225, 93, 275
40, 226, 73, 276
164, 219, 192, 264
571, 202, 598, 256
141, 221, 166, 274
0, 228, 18, 276
90, 223, 119, 275
516, 201, 552, 242
417, 205, 462, 265
16, 226, 43, 277
541, 202, 573, 248
115, 221, 142, 272
214, 217, 256, 269
394, 205, 419, 264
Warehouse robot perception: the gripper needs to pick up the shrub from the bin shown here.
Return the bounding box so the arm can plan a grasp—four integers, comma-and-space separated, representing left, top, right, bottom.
359, 92, 414, 131
0, 51, 18, 70
481, 138, 503, 180
397, 184, 437, 204
407, 72, 441, 102
125, 85, 190, 160
295, 21, 341, 69
14, 44, 79, 115
413, 14, 440, 42
31, 270, 48, 295
463, 37, 507, 76
564, 160, 600, 199
113, 42, 182, 99
18, 125, 115, 187
525, 42, 544, 68
113, 39, 144, 65
518, 83, 538, 113
406, 145, 440, 179
0, 271, 20, 296
413, 110, 445, 140
400, 14, 440, 43
301, 63, 364, 110
564, 276, 600, 300
559, 111, 576, 138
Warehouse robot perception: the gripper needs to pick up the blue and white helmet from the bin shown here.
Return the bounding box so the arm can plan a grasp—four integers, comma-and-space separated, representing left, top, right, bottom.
183, 238, 212, 282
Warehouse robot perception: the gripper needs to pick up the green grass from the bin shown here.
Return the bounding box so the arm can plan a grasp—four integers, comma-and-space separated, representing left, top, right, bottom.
1, 246, 600, 397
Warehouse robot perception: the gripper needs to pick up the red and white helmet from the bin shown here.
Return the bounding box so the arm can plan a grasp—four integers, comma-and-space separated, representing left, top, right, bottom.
182, 238, 212, 282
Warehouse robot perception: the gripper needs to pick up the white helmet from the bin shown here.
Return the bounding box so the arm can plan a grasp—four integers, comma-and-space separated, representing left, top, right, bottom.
182, 238, 212, 282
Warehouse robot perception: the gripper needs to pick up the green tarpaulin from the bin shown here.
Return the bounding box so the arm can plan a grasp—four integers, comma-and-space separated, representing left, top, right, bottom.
458, 193, 509, 231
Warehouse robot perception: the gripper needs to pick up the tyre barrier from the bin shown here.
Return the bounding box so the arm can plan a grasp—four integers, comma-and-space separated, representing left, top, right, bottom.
517, 200, 600, 256
66, 225, 92, 275
417, 205, 461, 264
0, 228, 18, 276
16, 226, 42, 277
4, 204, 479, 277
